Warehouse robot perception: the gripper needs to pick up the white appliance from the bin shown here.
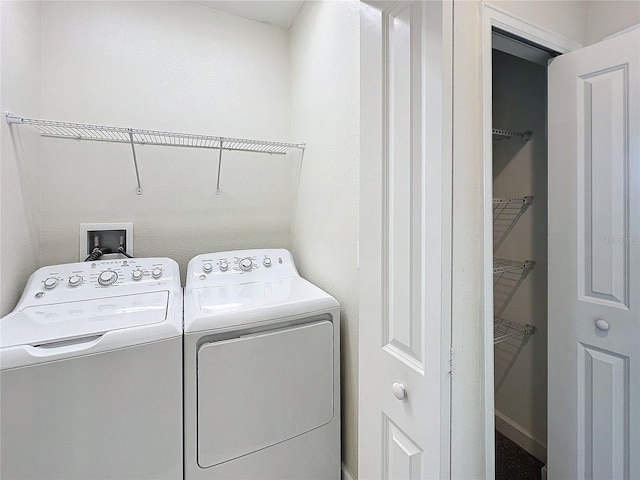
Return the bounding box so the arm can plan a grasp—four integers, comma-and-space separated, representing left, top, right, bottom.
0, 258, 183, 480
183, 248, 340, 480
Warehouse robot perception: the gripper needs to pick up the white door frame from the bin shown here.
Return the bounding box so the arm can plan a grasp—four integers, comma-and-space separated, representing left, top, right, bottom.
479, 5, 581, 478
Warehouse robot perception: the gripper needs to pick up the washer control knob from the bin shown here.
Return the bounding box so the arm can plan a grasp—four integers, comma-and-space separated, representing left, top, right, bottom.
43, 277, 59, 289
151, 268, 163, 279
263, 257, 272, 267
239, 258, 253, 272
98, 270, 117, 286
203, 263, 213, 273
68, 275, 83, 287
131, 269, 144, 281
219, 260, 229, 272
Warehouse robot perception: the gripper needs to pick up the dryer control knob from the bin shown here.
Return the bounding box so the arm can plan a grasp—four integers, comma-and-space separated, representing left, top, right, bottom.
151, 268, 163, 279
68, 275, 83, 287
98, 270, 117, 286
203, 263, 213, 273
239, 258, 253, 272
263, 257, 272, 267
131, 269, 144, 281
44, 277, 59, 289
219, 261, 229, 272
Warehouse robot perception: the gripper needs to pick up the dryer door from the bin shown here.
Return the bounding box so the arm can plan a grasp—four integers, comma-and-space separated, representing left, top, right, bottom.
197, 320, 334, 468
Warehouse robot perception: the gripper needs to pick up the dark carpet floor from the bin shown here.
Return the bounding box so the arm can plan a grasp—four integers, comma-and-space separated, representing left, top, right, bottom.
495, 431, 544, 480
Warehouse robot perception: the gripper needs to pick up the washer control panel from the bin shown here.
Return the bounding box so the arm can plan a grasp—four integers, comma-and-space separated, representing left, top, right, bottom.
187, 249, 298, 286
19, 258, 180, 306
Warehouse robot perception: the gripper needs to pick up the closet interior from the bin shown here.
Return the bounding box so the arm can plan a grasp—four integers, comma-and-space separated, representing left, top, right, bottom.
491, 30, 554, 478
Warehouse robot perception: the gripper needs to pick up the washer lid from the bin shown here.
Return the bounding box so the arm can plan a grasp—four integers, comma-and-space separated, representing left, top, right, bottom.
0, 291, 169, 349
184, 277, 339, 333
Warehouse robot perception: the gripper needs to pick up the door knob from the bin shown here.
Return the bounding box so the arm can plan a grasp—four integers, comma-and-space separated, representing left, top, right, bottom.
392, 382, 407, 400
595, 319, 610, 331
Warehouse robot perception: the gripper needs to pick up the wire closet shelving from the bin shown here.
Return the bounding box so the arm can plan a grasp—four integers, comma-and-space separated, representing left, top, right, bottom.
492, 128, 531, 142
5, 112, 306, 195
492, 196, 534, 207
493, 257, 536, 275
494, 317, 537, 344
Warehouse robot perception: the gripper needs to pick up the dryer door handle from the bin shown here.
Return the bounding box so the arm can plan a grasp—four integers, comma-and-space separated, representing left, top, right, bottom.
25, 333, 105, 357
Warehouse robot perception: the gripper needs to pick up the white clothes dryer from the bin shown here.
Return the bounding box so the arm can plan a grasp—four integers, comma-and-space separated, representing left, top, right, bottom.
0, 258, 183, 480
183, 249, 340, 480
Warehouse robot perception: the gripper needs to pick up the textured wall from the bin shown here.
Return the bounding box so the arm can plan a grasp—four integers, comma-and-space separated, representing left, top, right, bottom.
38, 1, 295, 280
450, 2, 486, 478
586, 0, 640, 44
492, 50, 548, 460
289, 1, 360, 478
0, 1, 42, 315
485, 0, 589, 45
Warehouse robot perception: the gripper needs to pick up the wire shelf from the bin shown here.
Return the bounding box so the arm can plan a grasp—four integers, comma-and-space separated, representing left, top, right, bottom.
492, 128, 531, 142
493, 196, 534, 249
5, 112, 305, 195
493, 196, 534, 206
494, 317, 536, 344
5, 113, 305, 153
493, 258, 536, 274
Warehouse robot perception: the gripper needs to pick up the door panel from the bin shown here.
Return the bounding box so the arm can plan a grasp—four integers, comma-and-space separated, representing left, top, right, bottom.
385, 1, 426, 373
383, 416, 424, 479
577, 65, 629, 306
578, 344, 629, 480
548, 30, 639, 480
359, 1, 452, 478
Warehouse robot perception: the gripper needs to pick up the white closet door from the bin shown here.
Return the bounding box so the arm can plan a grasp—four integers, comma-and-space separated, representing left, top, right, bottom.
548, 30, 639, 480
359, 1, 452, 478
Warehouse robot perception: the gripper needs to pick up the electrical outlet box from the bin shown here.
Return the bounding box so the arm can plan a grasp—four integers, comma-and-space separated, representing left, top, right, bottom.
79, 222, 133, 261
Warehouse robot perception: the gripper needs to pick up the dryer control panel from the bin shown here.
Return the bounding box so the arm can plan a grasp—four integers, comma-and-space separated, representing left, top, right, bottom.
16, 258, 181, 308
187, 249, 299, 287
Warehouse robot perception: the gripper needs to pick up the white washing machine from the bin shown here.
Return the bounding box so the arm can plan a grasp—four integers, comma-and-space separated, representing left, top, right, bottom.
183, 249, 340, 480
0, 258, 183, 480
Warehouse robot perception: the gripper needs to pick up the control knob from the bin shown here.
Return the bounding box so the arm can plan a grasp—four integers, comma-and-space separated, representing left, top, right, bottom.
203, 263, 213, 273
151, 268, 163, 279
68, 275, 83, 287
131, 269, 144, 281
43, 277, 59, 289
98, 270, 118, 286
263, 257, 272, 267
219, 260, 229, 272
239, 258, 253, 272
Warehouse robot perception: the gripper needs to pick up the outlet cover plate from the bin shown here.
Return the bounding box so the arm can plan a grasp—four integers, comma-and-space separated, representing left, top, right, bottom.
79, 222, 133, 260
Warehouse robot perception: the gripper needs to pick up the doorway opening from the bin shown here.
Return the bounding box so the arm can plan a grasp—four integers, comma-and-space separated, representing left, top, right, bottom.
491, 30, 555, 479
480, 7, 578, 480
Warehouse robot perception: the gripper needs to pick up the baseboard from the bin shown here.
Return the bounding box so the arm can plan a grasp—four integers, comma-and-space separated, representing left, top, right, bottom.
341, 463, 355, 480
495, 410, 547, 463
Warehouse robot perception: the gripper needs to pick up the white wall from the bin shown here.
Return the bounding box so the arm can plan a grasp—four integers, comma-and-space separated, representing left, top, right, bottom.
37, 1, 295, 280
450, 2, 486, 477
485, 0, 589, 45
289, 1, 360, 478
492, 50, 548, 461
0, 1, 42, 315
485, 0, 640, 48
586, 0, 640, 44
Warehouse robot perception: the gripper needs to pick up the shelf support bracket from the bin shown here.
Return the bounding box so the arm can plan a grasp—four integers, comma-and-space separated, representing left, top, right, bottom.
216, 138, 224, 195
127, 130, 143, 195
